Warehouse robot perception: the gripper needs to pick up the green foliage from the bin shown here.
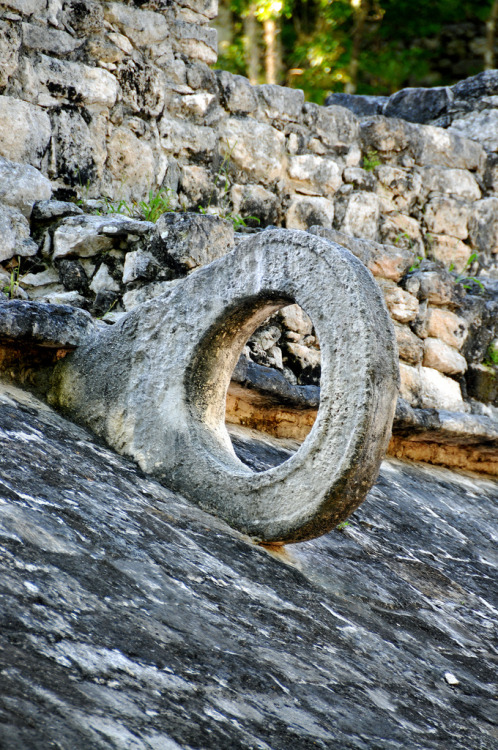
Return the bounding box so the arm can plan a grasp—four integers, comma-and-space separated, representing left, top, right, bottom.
215, 0, 496, 103
137, 190, 175, 223
86, 189, 174, 223
336, 521, 350, 530
408, 256, 424, 273
484, 341, 498, 367
362, 150, 381, 171
2, 260, 21, 298
450, 253, 485, 293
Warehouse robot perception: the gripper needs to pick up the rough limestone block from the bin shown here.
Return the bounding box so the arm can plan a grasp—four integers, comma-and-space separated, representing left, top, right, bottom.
0, 96, 51, 168
115, 58, 165, 117
339, 191, 380, 240
374, 165, 423, 213
279, 304, 313, 336
378, 279, 419, 323
0, 19, 21, 87
122, 251, 158, 284
49, 230, 399, 543
216, 70, 258, 114
258, 84, 304, 122
448, 109, 498, 153
0, 157, 51, 217
325, 92, 387, 116
152, 212, 234, 272
104, 3, 170, 47
53, 215, 135, 260
219, 118, 285, 184
0, 204, 38, 263
21, 21, 83, 55
107, 127, 155, 202
309, 227, 413, 282
393, 322, 423, 365
52, 108, 107, 191
1, 0, 46, 14
286, 196, 334, 230
383, 86, 450, 124
466, 363, 498, 404
379, 212, 423, 254
360, 116, 412, 155
425, 308, 468, 350
429, 234, 471, 273
24, 55, 118, 109
172, 20, 217, 65
177, 0, 218, 20
403, 268, 457, 306
230, 184, 279, 226
0, 300, 94, 348
468, 198, 498, 254
423, 338, 467, 375
419, 366, 466, 411
424, 196, 470, 240
304, 103, 360, 151
288, 155, 342, 196
89, 264, 120, 294
179, 164, 214, 208
418, 166, 481, 202
160, 115, 217, 159
413, 124, 485, 171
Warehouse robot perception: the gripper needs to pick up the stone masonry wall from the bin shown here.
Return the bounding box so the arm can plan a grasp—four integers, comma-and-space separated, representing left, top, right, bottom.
0, 0, 498, 419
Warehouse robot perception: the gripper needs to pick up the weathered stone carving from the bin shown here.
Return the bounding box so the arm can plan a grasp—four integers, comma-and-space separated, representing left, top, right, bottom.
49, 230, 398, 542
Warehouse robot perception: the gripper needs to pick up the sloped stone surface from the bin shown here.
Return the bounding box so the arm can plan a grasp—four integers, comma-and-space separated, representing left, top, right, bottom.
0, 383, 497, 750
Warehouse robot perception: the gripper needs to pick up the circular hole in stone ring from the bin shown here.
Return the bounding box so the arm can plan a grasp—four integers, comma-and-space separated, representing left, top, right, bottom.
225, 300, 321, 474
181, 230, 399, 543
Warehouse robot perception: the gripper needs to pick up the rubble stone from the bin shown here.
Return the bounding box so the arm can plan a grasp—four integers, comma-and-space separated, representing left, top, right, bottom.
419, 366, 466, 411
216, 70, 258, 114
0, 157, 51, 217
0, 96, 51, 168
0, 204, 38, 263
468, 198, 498, 254
426, 307, 468, 349
393, 322, 424, 365
288, 155, 342, 196
219, 118, 285, 184
286, 196, 334, 230
378, 279, 419, 323
423, 337, 468, 375
429, 234, 471, 273
418, 166, 481, 202
339, 191, 380, 240
424, 196, 470, 240
152, 212, 234, 272
52, 215, 134, 260
230, 184, 279, 226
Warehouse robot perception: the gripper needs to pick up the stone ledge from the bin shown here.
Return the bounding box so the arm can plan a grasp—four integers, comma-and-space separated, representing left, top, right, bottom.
0, 300, 94, 349
226, 360, 498, 474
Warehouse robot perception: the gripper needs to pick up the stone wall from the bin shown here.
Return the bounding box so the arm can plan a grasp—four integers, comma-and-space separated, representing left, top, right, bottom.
0, 0, 497, 423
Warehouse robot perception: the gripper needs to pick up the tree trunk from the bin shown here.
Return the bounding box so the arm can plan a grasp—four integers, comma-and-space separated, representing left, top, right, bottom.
244, 4, 260, 84
345, 0, 367, 94
485, 0, 498, 70
263, 17, 280, 84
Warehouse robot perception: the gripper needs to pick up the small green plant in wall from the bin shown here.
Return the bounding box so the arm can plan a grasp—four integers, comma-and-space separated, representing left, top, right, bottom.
88, 189, 175, 223
449, 253, 484, 293
483, 341, 498, 369
2, 257, 21, 298
362, 149, 381, 171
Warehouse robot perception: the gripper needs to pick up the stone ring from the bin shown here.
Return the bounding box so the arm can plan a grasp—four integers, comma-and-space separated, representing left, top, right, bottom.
50, 230, 399, 543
